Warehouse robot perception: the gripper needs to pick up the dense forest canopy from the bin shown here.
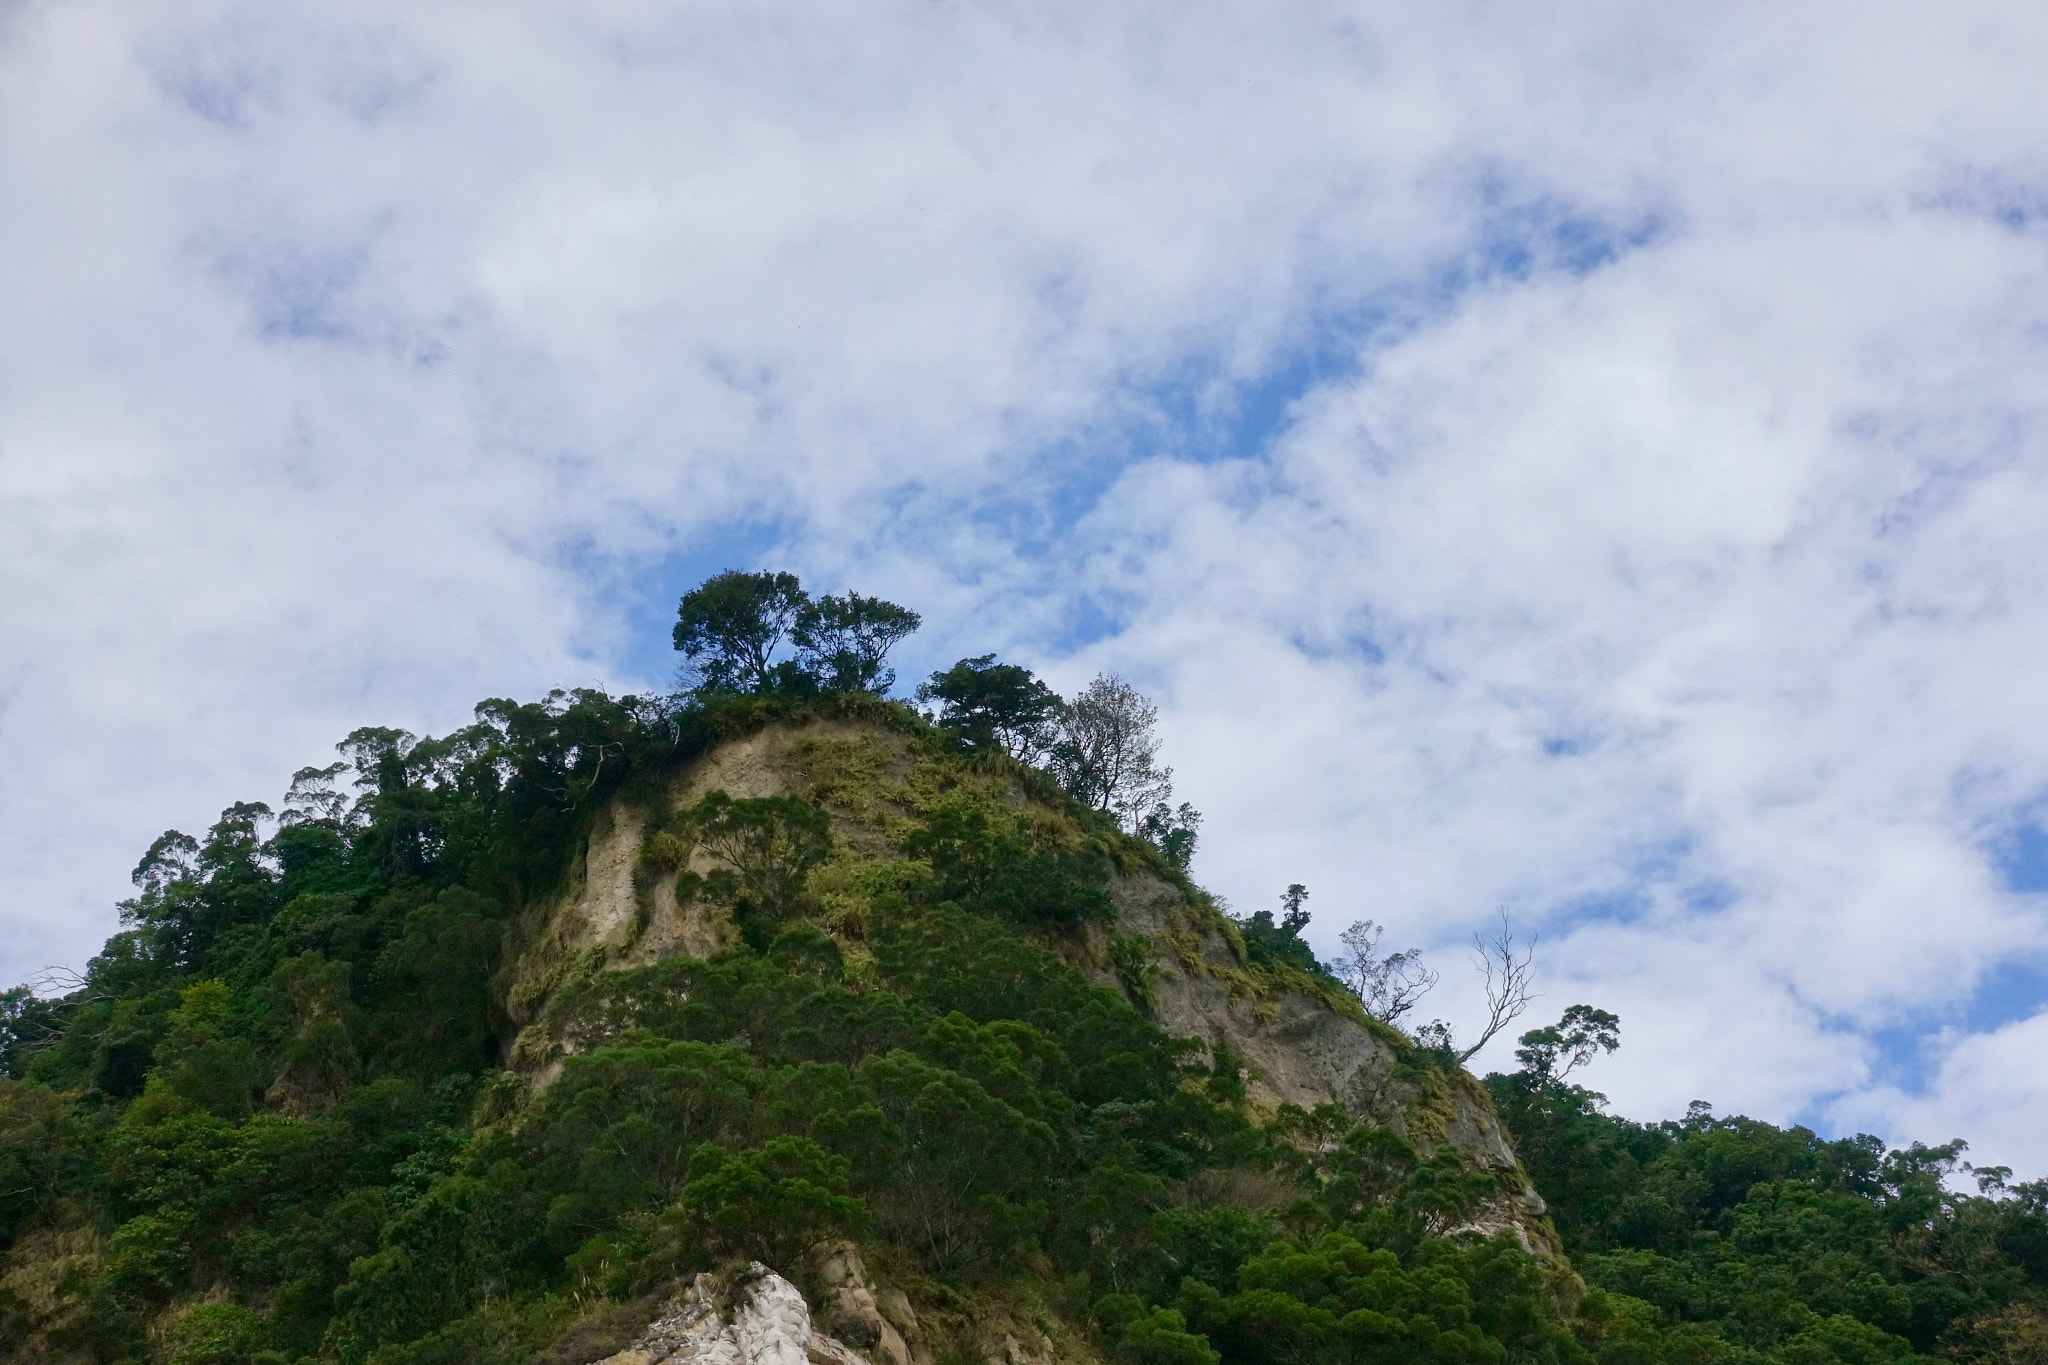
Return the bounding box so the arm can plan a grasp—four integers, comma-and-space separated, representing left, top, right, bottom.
1, 571, 2044, 1365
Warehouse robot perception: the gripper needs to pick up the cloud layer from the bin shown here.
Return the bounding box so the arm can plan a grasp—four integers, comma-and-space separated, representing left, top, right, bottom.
5, 0, 2048, 1170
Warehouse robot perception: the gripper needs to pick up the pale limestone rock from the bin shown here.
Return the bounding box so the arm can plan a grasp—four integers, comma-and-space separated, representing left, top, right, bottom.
1096, 868, 1556, 1256
983, 1326, 1057, 1365
733, 1270, 814, 1365
602, 1266, 869, 1365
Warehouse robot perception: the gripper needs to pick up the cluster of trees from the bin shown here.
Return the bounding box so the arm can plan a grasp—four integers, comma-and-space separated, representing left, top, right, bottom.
1481, 1021, 2048, 1364
0, 667, 1581, 1365
673, 572, 921, 696
1223, 884, 2048, 1361
676, 571, 1202, 870
915, 658, 1201, 867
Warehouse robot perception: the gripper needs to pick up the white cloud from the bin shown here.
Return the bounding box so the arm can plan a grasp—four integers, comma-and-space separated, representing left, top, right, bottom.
4, 0, 2048, 1170
1831, 1010, 2048, 1177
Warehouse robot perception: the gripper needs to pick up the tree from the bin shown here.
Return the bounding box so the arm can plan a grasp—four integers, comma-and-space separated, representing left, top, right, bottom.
1281, 882, 1307, 923
794, 592, 922, 694
1512, 1004, 1619, 1082
1460, 909, 1536, 1063
667, 1137, 866, 1272
1236, 885, 1321, 974
1332, 920, 1438, 1024
916, 655, 1066, 763
674, 571, 919, 696
278, 762, 353, 828
673, 569, 809, 693
904, 803, 1115, 930
1139, 801, 1201, 872
130, 830, 200, 897
671, 790, 834, 950
0, 982, 70, 1079
335, 727, 418, 799
1051, 675, 1174, 832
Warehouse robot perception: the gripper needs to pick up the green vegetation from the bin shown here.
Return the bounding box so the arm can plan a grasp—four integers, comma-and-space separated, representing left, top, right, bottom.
915, 654, 1066, 765
673, 570, 921, 697
1236, 884, 1323, 976
1484, 1017, 2048, 1364
0, 682, 1560, 1364
0, 570, 2042, 1364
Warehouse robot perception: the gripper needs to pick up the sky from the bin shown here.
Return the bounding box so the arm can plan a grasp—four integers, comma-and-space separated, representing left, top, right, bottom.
5, 0, 2048, 1174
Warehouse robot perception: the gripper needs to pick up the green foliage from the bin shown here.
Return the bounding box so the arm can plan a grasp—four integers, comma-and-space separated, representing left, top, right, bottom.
1093, 1295, 1221, 1365
1515, 1005, 1621, 1083
1138, 801, 1201, 873
0, 984, 67, 1078
1234, 884, 1324, 976
666, 1137, 865, 1270
794, 592, 923, 695
917, 654, 1066, 763
674, 569, 811, 694
161, 1302, 273, 1365
669, 789, 834, 951
1179, 1227, 1586, 1365
156, 979, 262, 1121
674, 568, 920, 696
904, 801, 1115, 930
1485, 1012, 2048, 1365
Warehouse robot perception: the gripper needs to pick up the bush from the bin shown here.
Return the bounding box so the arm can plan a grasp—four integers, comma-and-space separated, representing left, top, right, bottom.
659, 1137, 865, 1273
160, 1302, 271, 1365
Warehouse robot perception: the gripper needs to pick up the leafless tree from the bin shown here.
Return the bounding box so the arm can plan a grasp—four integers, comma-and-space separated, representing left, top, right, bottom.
3, 967, 98, 1071
1455, 908, 1537, 1064
1333, 919, 1439, 1024
21, 966, 89, 998
1050, 674, 1175, 833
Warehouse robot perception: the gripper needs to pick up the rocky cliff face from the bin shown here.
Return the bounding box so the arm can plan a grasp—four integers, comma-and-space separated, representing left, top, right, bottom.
498, 718, 1553, 1255
1093, 868, 1549, 1248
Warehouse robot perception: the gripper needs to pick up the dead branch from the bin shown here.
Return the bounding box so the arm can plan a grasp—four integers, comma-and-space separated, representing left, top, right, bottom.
1455, 908, 1537, 1064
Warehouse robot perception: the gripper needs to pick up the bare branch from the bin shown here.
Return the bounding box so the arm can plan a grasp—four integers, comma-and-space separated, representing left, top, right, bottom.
21, 966, 87, 997
1455, 908, 1537, 1064
1333, 919, 1439, 1024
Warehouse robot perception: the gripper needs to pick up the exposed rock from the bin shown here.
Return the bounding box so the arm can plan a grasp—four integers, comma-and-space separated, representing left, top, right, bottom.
508, 730, 803, 1021
976, 1317, 1059, 1365
1095, 868, 1556, 1255
810, 1241, 918, 1365
599, 1264, 869, 1365
872, 1290, 930, 1365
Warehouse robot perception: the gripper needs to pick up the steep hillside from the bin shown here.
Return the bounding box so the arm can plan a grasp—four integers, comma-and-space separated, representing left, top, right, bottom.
0, 691, 1592, 1365
500, 717, 1551, 1257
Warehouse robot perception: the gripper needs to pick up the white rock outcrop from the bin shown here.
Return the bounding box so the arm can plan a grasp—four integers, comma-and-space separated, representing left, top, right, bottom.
600, 1265, 869, 1365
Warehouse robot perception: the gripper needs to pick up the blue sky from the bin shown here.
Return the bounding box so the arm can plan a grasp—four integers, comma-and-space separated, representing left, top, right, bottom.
6, 0, 2048, 1174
